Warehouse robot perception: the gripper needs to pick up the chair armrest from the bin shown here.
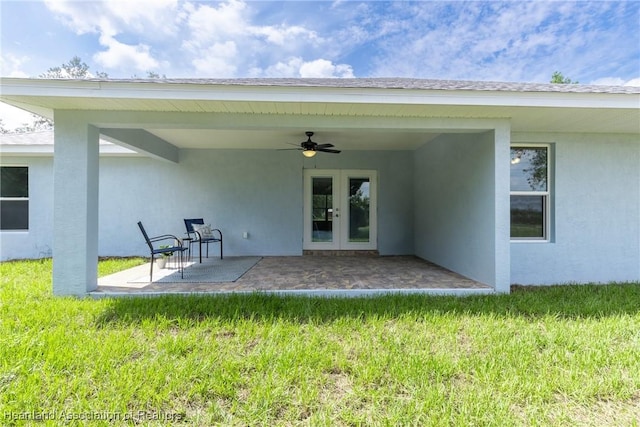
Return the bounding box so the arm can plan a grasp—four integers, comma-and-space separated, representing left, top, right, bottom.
149, 233, 176, 241
149, 234, 184, 247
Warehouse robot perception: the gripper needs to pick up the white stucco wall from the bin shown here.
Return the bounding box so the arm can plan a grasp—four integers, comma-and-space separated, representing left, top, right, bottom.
296, 148, 415, 255
510, 132, 640, 285
103, 148, 415, 257
100, 149, 304, 257
413, 131, 500, 287
3, 131, 639, 288
52, 120, 100, 294
1, 148, 415, 260
0, 156, 54, 260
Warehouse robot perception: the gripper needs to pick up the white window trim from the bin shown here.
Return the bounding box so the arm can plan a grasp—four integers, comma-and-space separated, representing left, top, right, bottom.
510, 144, 551, 243
0, 165, 29, 232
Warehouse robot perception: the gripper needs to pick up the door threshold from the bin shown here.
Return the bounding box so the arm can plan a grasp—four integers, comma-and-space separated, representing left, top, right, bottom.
303, 250, 379, 256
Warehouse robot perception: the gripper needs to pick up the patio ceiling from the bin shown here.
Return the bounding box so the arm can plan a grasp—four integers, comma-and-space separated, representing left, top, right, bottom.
145, 128, 441, 150
1, 78, 638, 152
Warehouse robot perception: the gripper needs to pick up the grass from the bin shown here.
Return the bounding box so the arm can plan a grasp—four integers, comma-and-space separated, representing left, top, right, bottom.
1, 259, 639, 426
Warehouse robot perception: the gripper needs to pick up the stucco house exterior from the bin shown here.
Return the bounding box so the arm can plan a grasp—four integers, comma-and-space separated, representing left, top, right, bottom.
0, 77, 638, 296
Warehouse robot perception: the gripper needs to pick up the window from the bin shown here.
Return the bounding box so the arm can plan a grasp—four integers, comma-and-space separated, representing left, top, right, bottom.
510, 146, 549, 240
1, 166, 29, 230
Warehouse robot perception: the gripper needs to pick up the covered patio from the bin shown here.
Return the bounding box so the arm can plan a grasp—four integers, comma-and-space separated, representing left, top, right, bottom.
7, 78, 636, 296
96, 255, 493, 297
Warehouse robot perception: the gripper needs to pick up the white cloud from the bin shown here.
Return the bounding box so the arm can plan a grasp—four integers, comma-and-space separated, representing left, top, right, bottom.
183, 0, 247, 47
103, 0, 181, 37
44, 0, 181, 37
252, 25, 319, 46
192, 41, 238, 76
30, 0, 635, 82
590, 77, 640, 87
0, 53, 30, 77
38, 0, 356, 78
299, 59, 354, 78
44, 0, 179, 73
258, 57, 353, 78
93, 35, 161, 72
364, 1, 639, 83
44, 0, 107, 35
180, 0, 346, 78
259, 58, 303, 77
590, 77, 626, 86
181, 1, 265, 76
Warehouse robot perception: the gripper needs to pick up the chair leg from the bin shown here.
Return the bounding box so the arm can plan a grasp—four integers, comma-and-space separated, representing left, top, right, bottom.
199, 240, 203, 263
220, 240, 223, 259
150, 254, 154, 282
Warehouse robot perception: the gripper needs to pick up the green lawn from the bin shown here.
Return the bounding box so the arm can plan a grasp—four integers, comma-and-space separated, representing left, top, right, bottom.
1, 259, 639, 426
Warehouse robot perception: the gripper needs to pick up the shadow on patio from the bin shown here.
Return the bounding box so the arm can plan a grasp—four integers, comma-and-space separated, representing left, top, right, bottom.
96, 255, 493, 296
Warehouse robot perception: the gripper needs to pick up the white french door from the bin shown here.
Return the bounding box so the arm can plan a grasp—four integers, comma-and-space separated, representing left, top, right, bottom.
303, 169, 377, 250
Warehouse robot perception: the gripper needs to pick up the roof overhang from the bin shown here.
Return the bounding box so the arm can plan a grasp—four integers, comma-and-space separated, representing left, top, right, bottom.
1, 78, 638, 152
0, 130, 138, 156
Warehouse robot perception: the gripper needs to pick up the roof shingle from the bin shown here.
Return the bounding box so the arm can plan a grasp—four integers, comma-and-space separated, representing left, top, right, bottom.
78, 77, 640, 94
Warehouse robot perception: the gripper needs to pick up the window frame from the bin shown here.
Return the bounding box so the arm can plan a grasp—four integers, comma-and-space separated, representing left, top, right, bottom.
510, 144, 551, 242
0, 165, 29, 232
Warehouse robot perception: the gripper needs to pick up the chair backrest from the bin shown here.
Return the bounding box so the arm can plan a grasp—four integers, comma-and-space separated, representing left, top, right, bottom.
184, 218, 205, 233
137, 221, 154, 250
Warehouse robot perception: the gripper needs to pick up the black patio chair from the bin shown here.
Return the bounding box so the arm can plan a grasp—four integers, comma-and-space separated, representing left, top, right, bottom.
184, 218, 223, 263
137, 221, 188, 282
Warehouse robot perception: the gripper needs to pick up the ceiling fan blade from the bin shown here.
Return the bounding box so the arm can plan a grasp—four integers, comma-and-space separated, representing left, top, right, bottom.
279, 132, 341, 155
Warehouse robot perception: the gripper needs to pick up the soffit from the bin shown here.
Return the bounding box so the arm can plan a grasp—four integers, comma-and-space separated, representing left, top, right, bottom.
1, 78, 638, 150
3, 95, 637, 134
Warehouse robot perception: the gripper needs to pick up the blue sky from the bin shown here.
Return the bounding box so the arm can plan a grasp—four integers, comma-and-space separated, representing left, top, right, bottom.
1, 0, 639, 127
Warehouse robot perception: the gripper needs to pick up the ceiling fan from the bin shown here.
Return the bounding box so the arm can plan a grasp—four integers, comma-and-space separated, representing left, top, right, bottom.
285, 131, 341, 157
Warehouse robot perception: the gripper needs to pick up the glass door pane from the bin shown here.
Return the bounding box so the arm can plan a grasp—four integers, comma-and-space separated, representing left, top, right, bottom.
304, 169, 376, 251
311, 177, 333, 242
348, 178, 370, 243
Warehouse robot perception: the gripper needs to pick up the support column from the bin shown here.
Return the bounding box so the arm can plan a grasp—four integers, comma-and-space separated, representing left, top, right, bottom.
494, 122, 511, 293
52, 112, 99, 296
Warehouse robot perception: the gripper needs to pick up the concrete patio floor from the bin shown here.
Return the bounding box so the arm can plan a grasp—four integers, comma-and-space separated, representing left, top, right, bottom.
95, 255, 494, 297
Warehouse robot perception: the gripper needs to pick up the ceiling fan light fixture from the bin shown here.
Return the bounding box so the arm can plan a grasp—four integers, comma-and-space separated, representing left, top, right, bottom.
282, 131, 339, 157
